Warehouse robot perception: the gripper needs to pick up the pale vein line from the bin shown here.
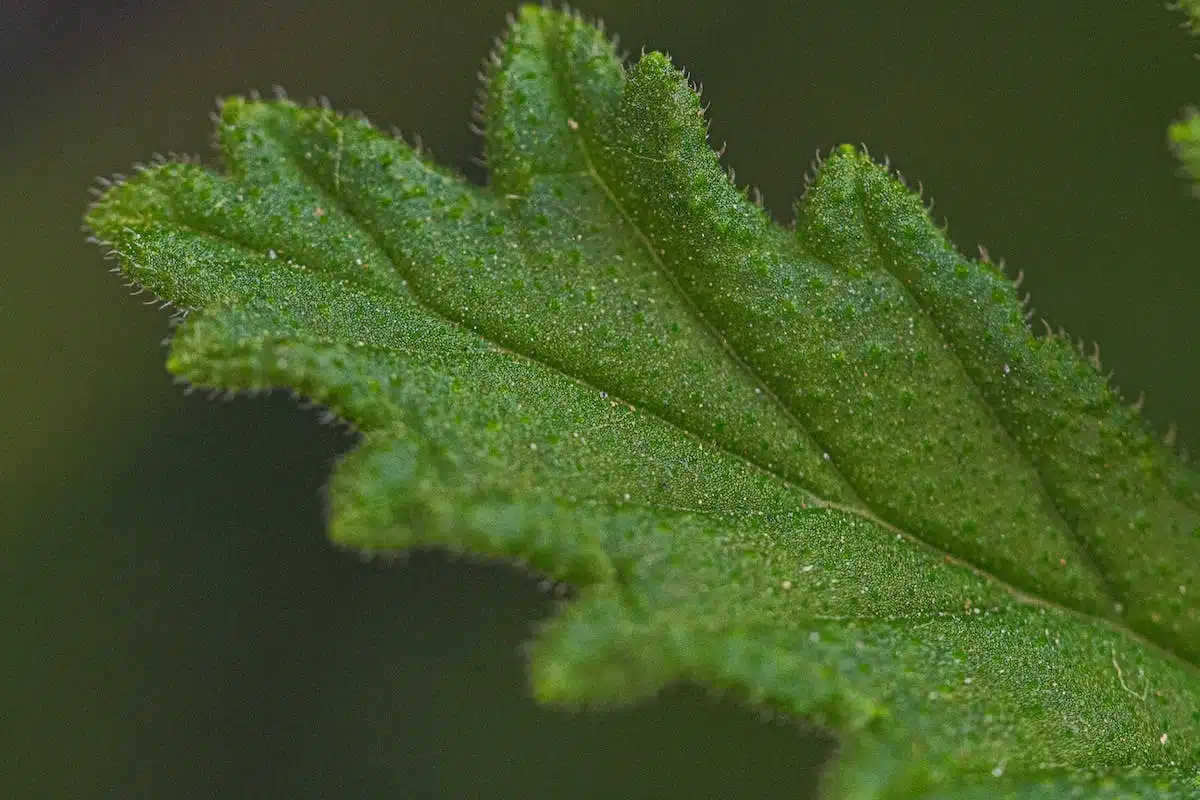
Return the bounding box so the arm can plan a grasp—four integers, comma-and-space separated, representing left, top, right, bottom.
535, 19, 866, 512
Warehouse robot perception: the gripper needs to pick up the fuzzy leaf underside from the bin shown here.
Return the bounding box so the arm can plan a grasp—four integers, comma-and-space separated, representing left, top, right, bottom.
86, 7, 1200, 798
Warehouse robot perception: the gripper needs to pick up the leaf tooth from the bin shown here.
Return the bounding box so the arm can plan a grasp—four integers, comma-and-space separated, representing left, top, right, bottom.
327, 435, 618, 584
483, 3, 624, 193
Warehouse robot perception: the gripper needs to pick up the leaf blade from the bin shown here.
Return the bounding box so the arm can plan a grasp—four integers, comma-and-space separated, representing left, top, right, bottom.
85, 6, 1200, 796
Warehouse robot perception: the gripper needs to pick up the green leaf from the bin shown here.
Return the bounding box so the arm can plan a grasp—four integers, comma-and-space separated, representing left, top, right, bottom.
86, 6, 1200, 797
1171, 111, 1200, 191
1172, 1, 1200, 192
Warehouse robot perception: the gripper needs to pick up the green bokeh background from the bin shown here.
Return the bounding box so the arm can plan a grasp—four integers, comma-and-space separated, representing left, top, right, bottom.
2, 0, 1197, 796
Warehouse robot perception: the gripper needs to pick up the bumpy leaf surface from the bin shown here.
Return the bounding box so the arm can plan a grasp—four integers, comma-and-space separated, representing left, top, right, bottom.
86, 7, 1200, 797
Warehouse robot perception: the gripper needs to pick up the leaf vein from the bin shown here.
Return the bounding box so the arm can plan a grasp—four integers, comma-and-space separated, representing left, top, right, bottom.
535, 15, 869, 511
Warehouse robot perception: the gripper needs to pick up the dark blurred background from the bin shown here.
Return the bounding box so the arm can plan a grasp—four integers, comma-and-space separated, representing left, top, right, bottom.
1, 0, 1196, 797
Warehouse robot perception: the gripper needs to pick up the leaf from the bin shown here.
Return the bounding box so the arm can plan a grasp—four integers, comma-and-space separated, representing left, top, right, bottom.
1172, 1, 1200, 193
1171, 110, 1200, 192
85, 6, 1200, 797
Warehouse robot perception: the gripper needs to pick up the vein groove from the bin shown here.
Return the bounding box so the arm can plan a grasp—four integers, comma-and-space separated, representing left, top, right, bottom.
534, 15, 867, 511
